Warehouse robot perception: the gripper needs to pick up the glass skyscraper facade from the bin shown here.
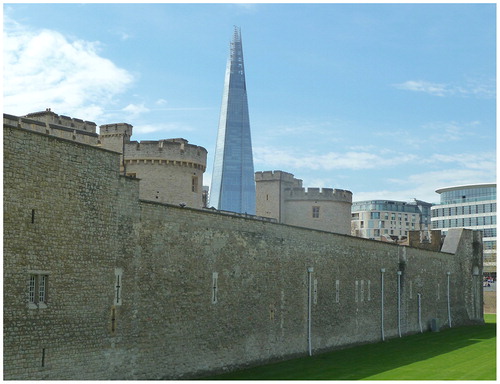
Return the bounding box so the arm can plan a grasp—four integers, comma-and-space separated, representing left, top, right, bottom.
210, 27, 256, 214
431, 183, 496, 276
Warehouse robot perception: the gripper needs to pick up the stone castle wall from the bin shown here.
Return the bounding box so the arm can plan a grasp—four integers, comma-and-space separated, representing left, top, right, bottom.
4, 124, 483, 380
4, 124, 140, 380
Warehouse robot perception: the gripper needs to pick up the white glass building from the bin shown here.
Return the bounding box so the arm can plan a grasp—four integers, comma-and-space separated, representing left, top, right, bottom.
210, 27, 256, 214
431, 183, 496, 276
351, 199, 433, 241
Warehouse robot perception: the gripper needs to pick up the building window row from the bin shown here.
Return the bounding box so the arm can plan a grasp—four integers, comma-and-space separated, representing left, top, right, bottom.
365, 229, 408, 238
352, 202, 420, 213
483, 228, 497, 238
431, 203, 496, 217
436, 227, 496, 238
432, 215, 496, 229
366, 211, 418, 222
484, 241, 496, 251
440, 187, 496, 204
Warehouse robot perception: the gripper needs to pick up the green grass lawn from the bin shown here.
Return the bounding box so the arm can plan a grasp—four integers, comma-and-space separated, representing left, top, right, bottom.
205, 314, 496, 380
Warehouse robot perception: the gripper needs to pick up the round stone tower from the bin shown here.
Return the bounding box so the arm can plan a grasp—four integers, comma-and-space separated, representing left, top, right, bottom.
99, 123, 207, 208
123, 138, 207, 208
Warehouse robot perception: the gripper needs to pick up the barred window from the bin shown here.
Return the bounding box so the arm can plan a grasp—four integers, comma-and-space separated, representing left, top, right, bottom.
38, 275, 47, 303
29, 273, 48, 308
29, 275, 36, 303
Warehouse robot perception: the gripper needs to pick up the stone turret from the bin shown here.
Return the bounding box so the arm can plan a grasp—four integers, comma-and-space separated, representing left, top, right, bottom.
122, 138, 207, 208
99, 123, 134, 172
255, 170, 353, 235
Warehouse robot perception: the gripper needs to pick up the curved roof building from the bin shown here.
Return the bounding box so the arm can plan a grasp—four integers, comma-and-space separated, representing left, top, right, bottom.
431, 183, 496, 275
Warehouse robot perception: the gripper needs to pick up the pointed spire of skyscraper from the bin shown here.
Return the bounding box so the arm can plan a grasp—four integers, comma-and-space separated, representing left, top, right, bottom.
210, 27, 256, 214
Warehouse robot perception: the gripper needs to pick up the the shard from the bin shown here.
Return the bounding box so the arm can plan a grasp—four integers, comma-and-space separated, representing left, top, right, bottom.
210, 27, 256, 214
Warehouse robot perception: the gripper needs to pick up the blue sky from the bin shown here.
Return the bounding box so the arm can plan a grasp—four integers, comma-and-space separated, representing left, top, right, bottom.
3, 3, 496, 204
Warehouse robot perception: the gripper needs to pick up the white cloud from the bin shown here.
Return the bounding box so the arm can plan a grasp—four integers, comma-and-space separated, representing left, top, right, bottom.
122, 103, 150, 117
355, 157, 496, 203
155, 98, 168, 106
393, 80, 448, 96
132, 122, 195, 135
373, 120, 489, 149
3, 18, 134, 121
254, 146, 417, 171
393, 79, 495, 99
428, 152, 496, 171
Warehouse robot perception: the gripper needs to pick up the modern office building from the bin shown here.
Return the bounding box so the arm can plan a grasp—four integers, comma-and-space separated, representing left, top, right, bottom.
209, 27, 256, 214
431, 183, 496, 276
351, 199, 433, 241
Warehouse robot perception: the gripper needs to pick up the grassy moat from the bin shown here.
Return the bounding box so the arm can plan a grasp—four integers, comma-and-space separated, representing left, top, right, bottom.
205, 314, 496, 380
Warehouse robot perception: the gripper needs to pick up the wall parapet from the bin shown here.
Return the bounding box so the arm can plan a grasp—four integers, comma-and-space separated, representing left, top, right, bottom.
123, 139, 207, 169
24, 109, 97, 133
99, 123, 133, 137
284, 187, 353, 203
255, 169, 297, 181
5, 113, 99, 145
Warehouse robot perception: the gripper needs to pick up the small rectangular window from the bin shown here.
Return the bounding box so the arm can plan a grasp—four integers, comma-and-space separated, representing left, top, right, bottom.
212, 272, 218, 304
29, 273, 48, 308
313, 279, 318, 304
29, 275, 36, 303
38, 275, 47, 303
114, 268, 123, 306
312, 206, 320, 218
335, 280, 340, 303
355, 280, 359, 302
192, 176, 198, 193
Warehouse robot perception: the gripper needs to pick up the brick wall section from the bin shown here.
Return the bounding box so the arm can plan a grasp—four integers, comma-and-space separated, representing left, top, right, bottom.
4, 124, 483, 380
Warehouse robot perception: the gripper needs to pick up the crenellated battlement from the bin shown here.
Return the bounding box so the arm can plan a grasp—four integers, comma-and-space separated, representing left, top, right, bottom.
255, 170, 303, 188
5, 111, 99, 146
24, 109, 97, 133
99, 123, 133, 137
123, 138, 207, 170
284, 186, 352, 203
